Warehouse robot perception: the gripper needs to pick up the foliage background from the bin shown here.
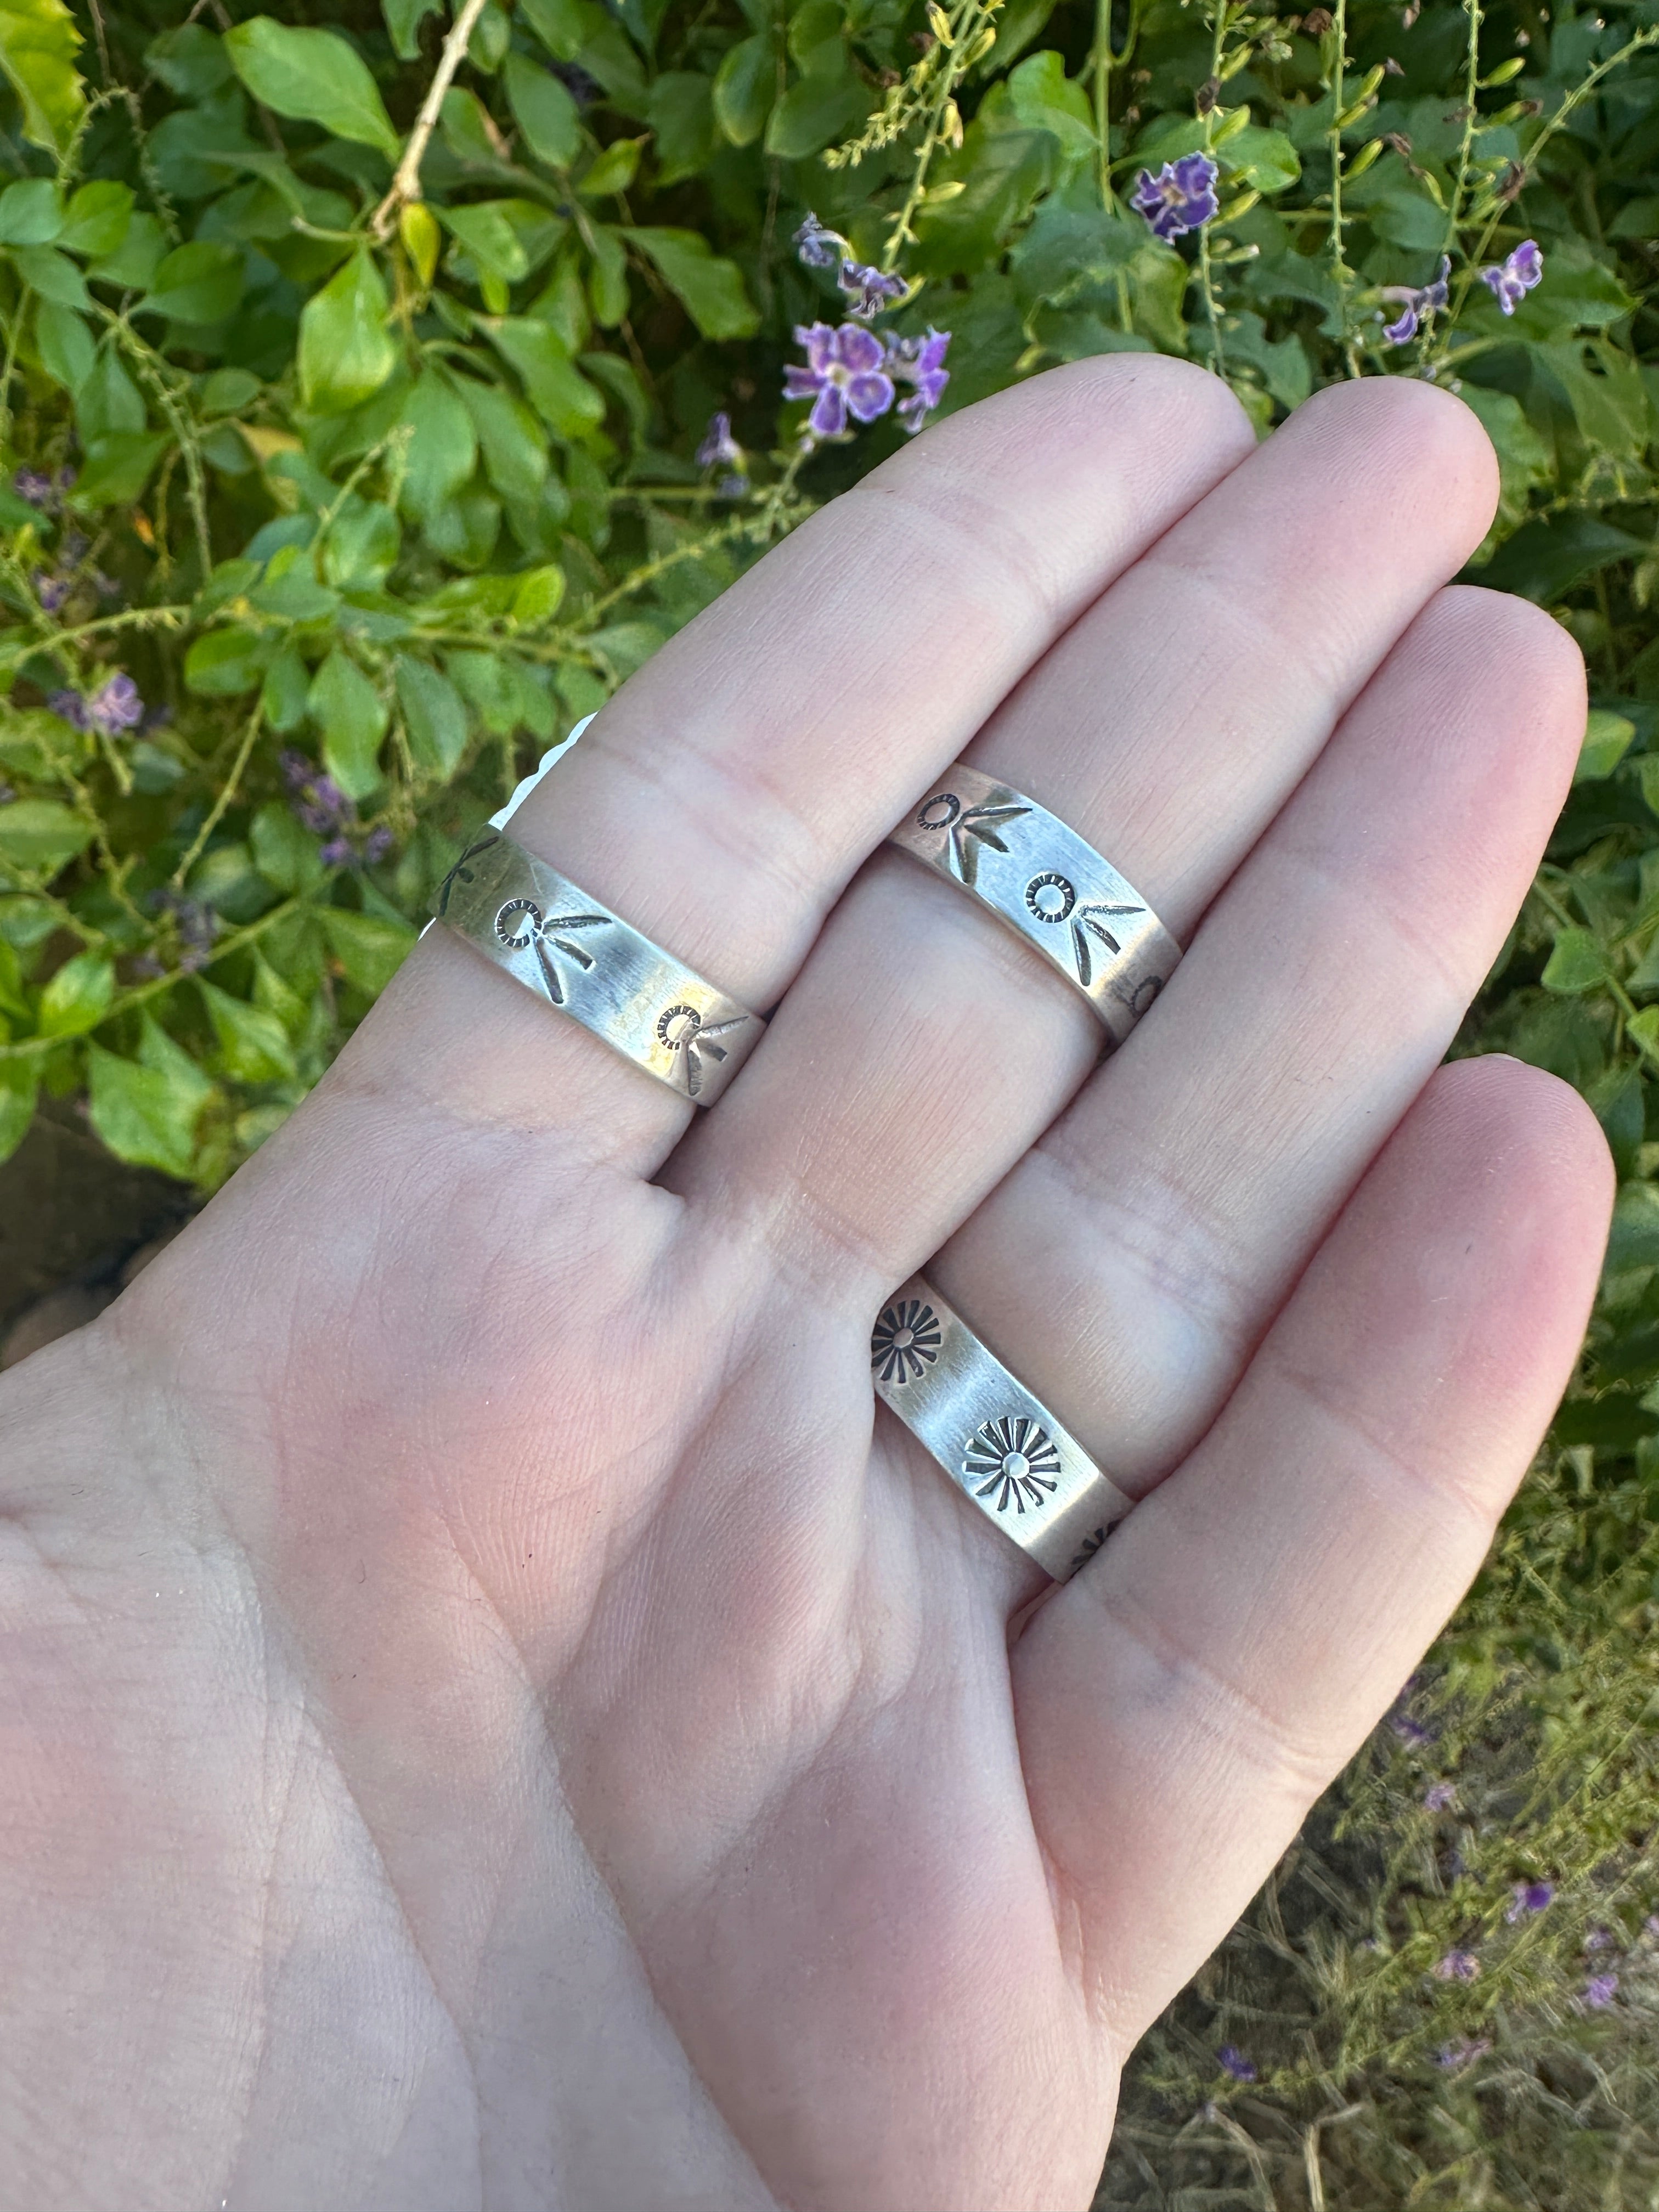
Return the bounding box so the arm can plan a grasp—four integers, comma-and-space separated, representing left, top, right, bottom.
0, 0, 1654, 2196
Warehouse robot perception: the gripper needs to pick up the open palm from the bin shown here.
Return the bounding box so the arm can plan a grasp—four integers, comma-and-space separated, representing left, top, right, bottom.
0, 359, 1611, 2211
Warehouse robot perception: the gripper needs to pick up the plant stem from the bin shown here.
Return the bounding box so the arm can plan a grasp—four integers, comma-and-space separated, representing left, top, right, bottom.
170, 701, 265, 891
371, 0, 495, 239
1092, 0, 1138, 212
1446, 0, 1483, 250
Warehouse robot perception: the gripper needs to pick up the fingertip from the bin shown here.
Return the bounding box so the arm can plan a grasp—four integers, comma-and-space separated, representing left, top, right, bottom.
1283, 374, 1502, 571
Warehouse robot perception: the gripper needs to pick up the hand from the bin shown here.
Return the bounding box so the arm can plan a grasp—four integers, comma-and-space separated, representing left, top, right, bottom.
0, 359, 1611, 2211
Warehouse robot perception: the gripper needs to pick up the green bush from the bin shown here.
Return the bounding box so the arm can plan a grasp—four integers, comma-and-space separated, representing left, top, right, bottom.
0, 0, 1655, 2196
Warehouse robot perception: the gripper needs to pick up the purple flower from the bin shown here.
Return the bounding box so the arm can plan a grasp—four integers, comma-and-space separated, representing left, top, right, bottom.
1583, 1972, 1619, 2010
783, 321, 895, 439
320, 835, 353, 868
281, 749, 356, 841
1131, 153, 1220, 242
696, 411, 744, 471
793, 211, 847, 269
1436, 2035, 1492, 2070
1424, 1781, 1457, 1812
1480, 239, 1543, 315
1434, 1949, 1481, 1982
1391, 1712, 1434, 1746
33, 571, 70, 613
88, 672, 142, 734
1379, 253, 1451, 345
1585, 1927, 1615, 1953
47, 687, 89, 729
1506, 1881, 1554, 1922
838, 259, 907, 318
362, 825, 393, 866
888, 328, 951, 434
14, 467, 55, 507
1217, 2045, 1256, 2082
715, 473, 749, 499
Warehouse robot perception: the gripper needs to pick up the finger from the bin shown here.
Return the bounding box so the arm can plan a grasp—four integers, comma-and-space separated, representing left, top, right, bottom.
1011, 1055, 1612, 2044
680, 379, 1500, 1280
935, 585, 1587, 1491
338, 358, 1254, 1169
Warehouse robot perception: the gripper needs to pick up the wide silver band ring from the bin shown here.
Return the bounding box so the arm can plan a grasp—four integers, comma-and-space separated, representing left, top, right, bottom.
871, 1275, 1133, 1579
887, 764, 1180, 1043
435, 830, 764, 1106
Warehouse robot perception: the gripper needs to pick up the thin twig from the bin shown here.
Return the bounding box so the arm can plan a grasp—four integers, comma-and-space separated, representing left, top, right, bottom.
371, 0, 495, 239
170, 699, 265, 891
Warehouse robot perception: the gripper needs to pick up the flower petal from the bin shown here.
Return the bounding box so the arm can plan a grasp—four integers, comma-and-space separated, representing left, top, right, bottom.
846, 370, 895, 423
808, 383, 848, 437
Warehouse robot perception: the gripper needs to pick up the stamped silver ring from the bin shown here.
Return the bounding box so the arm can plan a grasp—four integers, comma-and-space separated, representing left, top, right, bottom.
435, 829, 763, 1106
871, 1274, 1133, 1579
887, 763, 1180, 1044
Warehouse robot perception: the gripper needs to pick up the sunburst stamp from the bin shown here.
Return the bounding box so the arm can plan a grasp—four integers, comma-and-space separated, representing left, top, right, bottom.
963, 1415, 1061, 1515
871, 1297, 942, 1385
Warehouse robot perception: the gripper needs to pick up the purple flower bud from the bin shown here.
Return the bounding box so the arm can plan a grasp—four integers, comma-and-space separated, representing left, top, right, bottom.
838, 259, 907, 318
1506, 1881, 1554, 1922
47, 687, 89, 730
1131, 153, 1219, 241
362, 825, 393, 866
319, 836, 353, 868
89, 672, 143, 735
887, 327, 951, 435
696, 411, 744, 471
715, 473, 750, 500
1433, 1949, 1481, 1981
33, 571, 70, 613
14, 467, 55, 508
1480, 240, 1543, 315
783, 320, 896, 439
1423, 1781, 1456, 1811
1583, 1972, 1619, 2009
1435, 2035, 1492, 2070
793, 212, 846, 269
1379, 256, 1450, 347
1217, 2045, 1256, 2082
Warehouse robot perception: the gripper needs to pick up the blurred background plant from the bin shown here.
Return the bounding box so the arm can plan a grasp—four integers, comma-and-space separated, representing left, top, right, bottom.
0, 0, 1654, 2194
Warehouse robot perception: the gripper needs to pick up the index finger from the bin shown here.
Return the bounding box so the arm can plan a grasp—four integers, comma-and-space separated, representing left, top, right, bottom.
342, 358, 1254, 1169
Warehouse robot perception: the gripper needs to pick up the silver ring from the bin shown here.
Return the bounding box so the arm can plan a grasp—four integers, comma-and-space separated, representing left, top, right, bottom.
871, 1275, 1133, 1579
436, 830, 764, 1106
887, 764, 1180, 1043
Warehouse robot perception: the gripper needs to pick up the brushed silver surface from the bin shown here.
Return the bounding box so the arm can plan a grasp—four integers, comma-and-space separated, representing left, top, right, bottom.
871, 1276, 1133, 1579
436, 830, 763, 1105
888, 763, 1180, 1045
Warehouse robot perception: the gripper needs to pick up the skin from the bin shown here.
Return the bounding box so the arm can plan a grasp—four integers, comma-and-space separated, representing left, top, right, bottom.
0, 358, 1614, 2211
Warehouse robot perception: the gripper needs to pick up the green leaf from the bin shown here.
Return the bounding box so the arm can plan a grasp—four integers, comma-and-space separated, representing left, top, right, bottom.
137, 239, 244, 326
1007, 52, 1096, 161
1537, 338, 1649, 462
648, 71, 715, 183
185, 627, 266, 697
12, 243, 87, 308
1220, 124, 1301, 194
144, 23, 234, 98
0, 797, 93, 871
250, 799, 325, 894
1575, 709, 1638, 785
503, 52, 581, 167
397, 370, 477, 519
36, 947, 114, 1037
713, 32, 772, 146
383, 0, 441, 60
308, 649, 388, 802
298, 250, 397, 415
584, 222, 629, 325
579, 135, 645, 196
764, 72, 866, 160
487, 317, 606, 438
1481, 512, 1647, 605
87, 1018, 215, 1181
0, 176, 59, 243
455, 374, 549, 498
1542, 926, 1608, 994
441, 201, 531, 286
320, 905, 415, 994
34, 298, 92, 392
0, 1063, 37, 1166
395, 656, 469, 776
58, 179, 132, 257
72, 430, 168, 506
623, 228, 758, 340
198, 975, 296, 1082
87, 210, 165, 291
224, 18, 401, 160
511, 563, 566, 624
0, 0, 86, 155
